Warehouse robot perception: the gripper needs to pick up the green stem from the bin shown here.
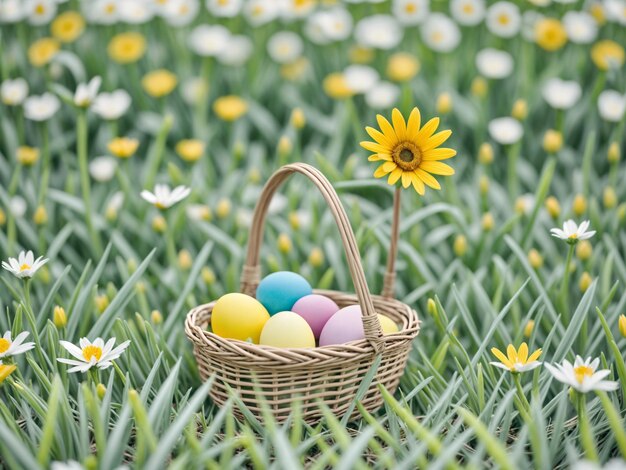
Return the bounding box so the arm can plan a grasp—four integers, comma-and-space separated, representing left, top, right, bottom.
577, 393, 598, 462
507, 143, 521, 201
513, 373, 531, 415
559, 243, 575, 324
165, 210, 177, 267
38, 123, 50, 205
77, 110, 102, 257
144, 115, 173, 190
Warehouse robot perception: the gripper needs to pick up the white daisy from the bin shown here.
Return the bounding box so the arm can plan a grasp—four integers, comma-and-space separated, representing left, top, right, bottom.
162, 0, 200, 27
0, 0, 27, 23
280, 0, 316, 20
206, 0, 241, 17
9, 196, 27, 218
26, 0, 56, 25
365, 81, 400, 109
545, 356, 619, 393
74, 76, 102, 108
550, 219, 596, 242
267, 31, 303, 64
392, 0, 429, 25
89, 156, 118, 183
24, 93, 61, 121
1, 78, 28, 106
244, 0, 279, 26
0, 331, 35, 359
450, 0, 485, 26
217, 35, 253, 66
188, 24, 230, 57
542, 78, 582, 110
58, 337, 131, 373
488, 117, 523, 145
140, 184, 191, 209
92, 89, 131, 120
84, 0, 120, 25
486, 1, 521, 38
563, 11, 597, 44
604, 0, 626, 25
475, 48, 514, 79
118, 0, 154, 24
305, 8, 353, 44
598, 90, 626, 122
354, 15, 403, 50
421, 13, 461, 53
343, 65, 379, 94
2, 251, 49, 278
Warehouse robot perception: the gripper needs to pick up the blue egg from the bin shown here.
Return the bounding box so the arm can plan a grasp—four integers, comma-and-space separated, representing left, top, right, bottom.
256, 271, 313, 315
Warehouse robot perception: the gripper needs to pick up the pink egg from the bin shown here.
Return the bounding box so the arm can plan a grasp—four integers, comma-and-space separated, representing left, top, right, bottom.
291, 295, 340, 339
319, 305, 365, 346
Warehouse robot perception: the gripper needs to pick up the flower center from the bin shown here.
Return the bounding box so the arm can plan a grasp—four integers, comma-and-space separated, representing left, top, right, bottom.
82, 345, 103, 362
155, 201, 167, 210
20, 264, 31, 272
0, 339, 10, 353
573, 365, 593, 384
392, 142, 422, 170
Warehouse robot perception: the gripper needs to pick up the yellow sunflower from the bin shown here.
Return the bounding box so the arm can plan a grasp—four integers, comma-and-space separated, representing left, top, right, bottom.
360, 107, 456, 195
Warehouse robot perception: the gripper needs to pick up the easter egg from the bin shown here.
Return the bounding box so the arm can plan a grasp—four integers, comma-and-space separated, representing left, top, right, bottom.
291, 294, 340, 339
377, 314, 399, 334
210, 293, 270, 343
259, 311, 316, 348
256, 271, 312, 315
319, 305, 365, 346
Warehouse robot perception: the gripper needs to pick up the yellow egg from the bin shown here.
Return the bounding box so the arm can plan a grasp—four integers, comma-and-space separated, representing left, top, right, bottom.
210, 293, 270, 343
377, 314, 399, 335
259, 311, 315, 348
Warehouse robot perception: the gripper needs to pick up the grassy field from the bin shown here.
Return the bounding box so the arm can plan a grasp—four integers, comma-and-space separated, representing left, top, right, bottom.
1, 0, 626, 468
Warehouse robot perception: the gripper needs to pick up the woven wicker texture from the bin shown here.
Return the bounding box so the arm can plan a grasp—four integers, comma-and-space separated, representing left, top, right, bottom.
185, 163, 420, 422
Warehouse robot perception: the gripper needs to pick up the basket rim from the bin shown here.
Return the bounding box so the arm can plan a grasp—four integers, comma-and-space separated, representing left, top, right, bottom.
184, 289, 420, 355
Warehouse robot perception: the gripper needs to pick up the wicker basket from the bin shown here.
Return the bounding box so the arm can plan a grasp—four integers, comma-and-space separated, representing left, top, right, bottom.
185, 163, 420, 422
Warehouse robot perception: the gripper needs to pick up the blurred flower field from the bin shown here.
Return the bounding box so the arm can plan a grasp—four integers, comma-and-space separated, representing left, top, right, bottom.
1, 0, 626, 468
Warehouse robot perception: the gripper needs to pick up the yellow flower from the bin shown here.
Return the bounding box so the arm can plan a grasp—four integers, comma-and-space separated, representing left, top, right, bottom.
323, 73, 354, 99
471, 77, 488, 98
360, 107, 456, 195
0, 363, 17, 384
308, 247, 324, 267
277, 233, 292, 253
349, 45, 375, 64
619, 314, 626, 338
151, 310, 163, 325
108, 137, 139, 159
290, 108, 306, 129
280, 57, 310, 81
108, 32, 146, 64
175, 139, 204, 163
387, 53, 420, 82
53, 306, 67, 328
511, 99, 528, 121
51, 11, 85, 43
576, 240, 592, 261
591, 40, 625, 71
603, 186, 617, 209
528, 249, 543, 269
573, 194, 587, 216
213, 95, 248, 121
96, 383, 107, 399
589, 3, 606, 24
545, 196, 561, 219
95, 294, 109, 314
216, 198, 231, 219
33, 205, 48, 225
436, 92, 453, 115
478, 143, 494, 165
16, 146, 40, 166
579, 272, 592, 292
152, 215, 167, 233
201, 267, 216, 285
0, 208, 6, 226
28, 37, 60, 67
535, 18, 567, 51
178, 249, 193, 270
453, 234, 467, 257
142, 70, 178, 98
490, 343, 542, 373
523, 320, 535, 338
482, 212, 494, 231
278, 136, 292, 156
543, 130, 563, 153
479, 175, 489, 195
608, 142, 620, 163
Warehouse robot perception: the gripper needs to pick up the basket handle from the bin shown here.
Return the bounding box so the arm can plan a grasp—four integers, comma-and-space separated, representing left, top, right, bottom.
240, 163, 385, 353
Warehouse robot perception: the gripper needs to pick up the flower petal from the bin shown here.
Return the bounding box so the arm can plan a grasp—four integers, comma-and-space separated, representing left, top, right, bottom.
419, 161, 455, 176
